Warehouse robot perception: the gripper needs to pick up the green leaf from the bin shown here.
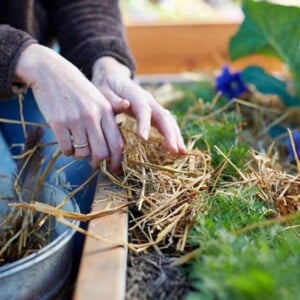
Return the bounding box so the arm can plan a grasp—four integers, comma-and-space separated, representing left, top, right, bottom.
229, 0, 300, 97
229, 17, 277, 59
241, 66, 300, 107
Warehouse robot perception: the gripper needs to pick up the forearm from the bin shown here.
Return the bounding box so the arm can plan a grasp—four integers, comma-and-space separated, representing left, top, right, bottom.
49, 0, 135, 78
0, 25, 37, 99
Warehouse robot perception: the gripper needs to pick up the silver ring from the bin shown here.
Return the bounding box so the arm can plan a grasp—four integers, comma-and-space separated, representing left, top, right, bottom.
72, 142, 89, 149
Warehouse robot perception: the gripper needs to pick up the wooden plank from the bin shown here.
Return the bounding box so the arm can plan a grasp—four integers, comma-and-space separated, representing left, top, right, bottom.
125, 23, 283, 74
74, 174, 128, 300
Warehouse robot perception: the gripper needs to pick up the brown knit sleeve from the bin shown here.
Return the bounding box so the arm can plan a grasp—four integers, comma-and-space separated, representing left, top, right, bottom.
0, 25, 37, 99
50, 0, 135, 79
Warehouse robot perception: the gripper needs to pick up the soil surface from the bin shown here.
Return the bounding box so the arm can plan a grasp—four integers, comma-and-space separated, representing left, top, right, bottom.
126, 251, 192, 300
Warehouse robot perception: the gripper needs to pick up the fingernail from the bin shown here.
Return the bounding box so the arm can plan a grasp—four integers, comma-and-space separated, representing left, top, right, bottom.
171, 142, 178, 152
180, 145, 187, 154
142, 128, 149, 140
122, 99, 130, 108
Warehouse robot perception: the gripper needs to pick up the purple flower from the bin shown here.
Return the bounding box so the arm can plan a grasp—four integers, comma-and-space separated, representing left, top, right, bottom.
286, 130, 300, 161
215, 66, 247, 100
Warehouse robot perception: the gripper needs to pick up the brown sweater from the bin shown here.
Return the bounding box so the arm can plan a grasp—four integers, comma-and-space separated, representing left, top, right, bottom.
0, 0, 135, 99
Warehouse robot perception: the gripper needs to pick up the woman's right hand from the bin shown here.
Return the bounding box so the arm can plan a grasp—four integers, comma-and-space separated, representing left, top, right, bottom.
15, 44, 123, 171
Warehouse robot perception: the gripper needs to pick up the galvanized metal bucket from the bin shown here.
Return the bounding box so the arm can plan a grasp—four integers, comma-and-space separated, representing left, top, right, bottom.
0, 176, 80, 300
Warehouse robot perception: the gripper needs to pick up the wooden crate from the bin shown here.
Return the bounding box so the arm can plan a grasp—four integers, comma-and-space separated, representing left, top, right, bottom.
125, 22, 282, 74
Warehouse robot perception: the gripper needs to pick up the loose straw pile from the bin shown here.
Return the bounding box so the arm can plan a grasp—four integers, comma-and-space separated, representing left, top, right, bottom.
0, 128, 51, 266
243, 149, 300, 216
2, 89, 300, 259
0, 202, 51, 266
99, 98, 300, 251
101, 121, 212, 252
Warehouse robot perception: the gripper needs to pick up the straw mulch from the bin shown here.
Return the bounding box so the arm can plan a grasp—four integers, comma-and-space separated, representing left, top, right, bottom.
121, 113, 298, 299
99, 121, 212, 252
103, 98, 300, 252
2, 94, 300, 264
242, 150, 300, 216
0, 128, 52, 266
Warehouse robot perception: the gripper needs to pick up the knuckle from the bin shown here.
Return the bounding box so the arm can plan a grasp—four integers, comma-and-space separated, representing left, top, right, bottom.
92, 150, 110, 162
49, 119, 64, 130
61, 147, 73, 156
68, 116, 81, 127
116, 80, 131, 94
102, 103, 113, 113
139, 103, 152, 114
82, 112, 96, 124
51, 116, 71, 128
102, 106, 113, 117
144, 90, 154, 100
107, 77, 121, 91
98, 86, 110, 97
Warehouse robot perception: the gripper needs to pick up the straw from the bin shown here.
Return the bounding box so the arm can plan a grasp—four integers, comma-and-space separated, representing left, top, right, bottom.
96, 121, 212, 252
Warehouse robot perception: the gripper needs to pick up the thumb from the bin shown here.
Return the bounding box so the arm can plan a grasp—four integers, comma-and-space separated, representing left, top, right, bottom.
113, 98, 130, 114
99, 86, 130, 114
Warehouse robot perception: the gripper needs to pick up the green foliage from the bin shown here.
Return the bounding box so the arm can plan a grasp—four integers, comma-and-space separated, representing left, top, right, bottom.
241, 66, 300, 107
181, 111, 249, 177
167, 79, 300, 300
186, 192, 300, 300
229, 0, 300, 98
169, 82, 250, 177
199, 113, 249, 173
170, 81, 221, 118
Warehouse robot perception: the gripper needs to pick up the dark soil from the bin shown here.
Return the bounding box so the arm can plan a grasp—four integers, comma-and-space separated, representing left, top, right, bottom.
126, 251, 192, 300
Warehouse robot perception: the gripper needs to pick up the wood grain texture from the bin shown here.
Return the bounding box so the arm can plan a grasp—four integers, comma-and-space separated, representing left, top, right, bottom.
74, 174, 128, 300
125, 23, 283, 74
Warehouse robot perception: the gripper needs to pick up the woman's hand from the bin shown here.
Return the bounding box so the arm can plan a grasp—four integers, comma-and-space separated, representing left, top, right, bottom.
91, 56, 186, 154
15, 45, 123, 171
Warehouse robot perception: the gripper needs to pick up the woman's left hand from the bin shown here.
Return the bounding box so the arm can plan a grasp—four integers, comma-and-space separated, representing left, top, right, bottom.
91, 56, 186, 154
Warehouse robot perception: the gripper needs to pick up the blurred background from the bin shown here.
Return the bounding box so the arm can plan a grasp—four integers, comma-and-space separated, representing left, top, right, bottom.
121, 0, 242, 24
119, 0, 289, 75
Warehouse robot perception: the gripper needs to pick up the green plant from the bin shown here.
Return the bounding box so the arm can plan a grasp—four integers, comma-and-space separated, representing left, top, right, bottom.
166, 69, 300, 300
187, 191, 300, 300
230, 0, 300, 104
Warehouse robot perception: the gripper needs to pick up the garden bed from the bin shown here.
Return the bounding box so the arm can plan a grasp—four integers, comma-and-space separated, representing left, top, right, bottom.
1, 1, 299, 299
76, 71, 300, 299
77, 1, 300, 296
127, 75, 300, 299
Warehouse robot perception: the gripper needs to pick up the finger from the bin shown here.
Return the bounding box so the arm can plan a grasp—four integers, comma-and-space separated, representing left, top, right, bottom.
124, 89, 152, 140
108, 80, 152, 140
152, 107, 181, 153
161, 110, 186, 153
50, 122, 73, 156
173, 121, 187, 154
136, 102, 152, 141
86, 123, 110, 169
70, 126, 90, 159
97, 86, 130, 114
101, 113, 124, 172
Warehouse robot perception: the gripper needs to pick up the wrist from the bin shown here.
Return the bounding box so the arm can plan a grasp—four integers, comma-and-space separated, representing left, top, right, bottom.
15, 44, 57, 87
92, 56, 131, 79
